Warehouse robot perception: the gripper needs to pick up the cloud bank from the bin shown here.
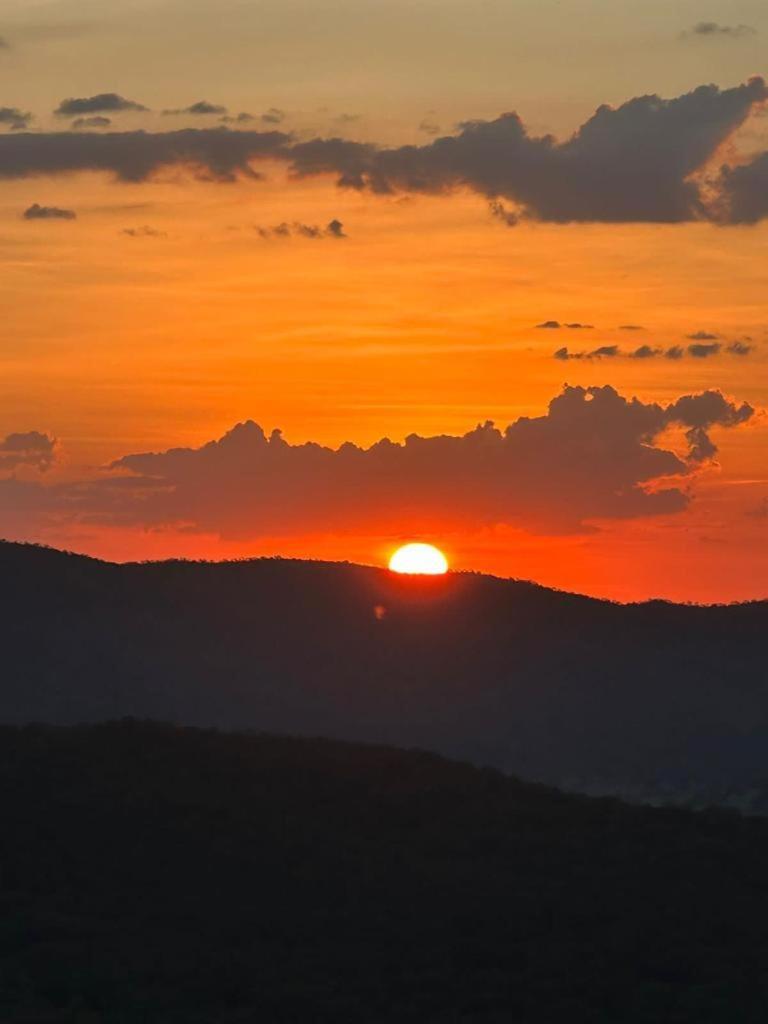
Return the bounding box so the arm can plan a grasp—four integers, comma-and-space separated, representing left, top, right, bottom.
95, 386, 754, 536
0, 80, 767, 223
0, 386, 749, 544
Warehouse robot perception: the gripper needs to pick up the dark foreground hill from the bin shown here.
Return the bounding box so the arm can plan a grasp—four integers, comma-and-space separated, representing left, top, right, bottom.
1, 541, 767, 805
2, 721, 768, 1023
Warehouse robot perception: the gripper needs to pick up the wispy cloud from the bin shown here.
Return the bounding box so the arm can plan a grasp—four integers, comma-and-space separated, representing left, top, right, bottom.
55, 93, 147, 117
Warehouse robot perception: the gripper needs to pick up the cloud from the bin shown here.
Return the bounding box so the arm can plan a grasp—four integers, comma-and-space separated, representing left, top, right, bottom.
0, 80, 766, 224
554, 345, 618, 360
489, 200, 518, 226
261, 108, 285, 125
555, 342, 753, 361
256, 219, 346, 239
286, 78, 768, 224
325, 218, 346, 238
538, 320, 594, 329
629, 345, 661, 359
688, 342, 720, 358
0, 387, 753, 541
55, 93, 147, 117
121, 225, 166, 238
714, 150, 768, 224
0, 128, 289, 183
23, 203, 76, 221
81, 386, 750, 538
221, 112, 254, 125
163, 101, 227, 116
687, 331, 719, 341
72, 116, 112, 130
0, 107, 32, 131
0, 36, 9, 50
0, 431, 56, 472
419, 119, 441, 136
619, 325, 645, 331
727, 341, 752, 355
687, 22, 757, 38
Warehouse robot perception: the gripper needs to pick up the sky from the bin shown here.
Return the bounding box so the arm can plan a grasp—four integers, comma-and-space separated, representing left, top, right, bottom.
0, 0, 766, 602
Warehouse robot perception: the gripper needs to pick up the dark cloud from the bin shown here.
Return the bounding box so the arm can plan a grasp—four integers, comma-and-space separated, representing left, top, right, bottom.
619, 325, 645, 331
727, 341, 752, 356
325, 218, 346, 238
256, 219, 346, 240
221, 112, 254, 125
55, 93, 147, 117
72, 116, 112, 130
554, 345, 618, 360
536, 320, 595, 330
687, 22, 757, 38
85, 386, 751, 538
555, 342, 752, 361
0, 80, 766, 224
629, 345, 661, 359
489, 200, 518, 226
0, 107, 32, 131
23, 203, 76, 221
286, 78, 768, 223
714, 150, 768, 224
121, 225, 166, 238
261, 108, 285, 125
163, 101, 227, 117
0, 431, 56, 472
0, 128, 289, 183
687, 330, 719, 341
0, 387, 752, 540
688, 342, 720, 358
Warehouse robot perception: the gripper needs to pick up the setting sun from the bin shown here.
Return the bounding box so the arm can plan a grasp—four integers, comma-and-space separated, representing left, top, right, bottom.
389, 543, 449, 575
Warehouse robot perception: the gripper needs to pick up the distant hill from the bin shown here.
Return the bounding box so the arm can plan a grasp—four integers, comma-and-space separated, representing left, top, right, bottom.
1, 540, 766, 806
1, 720, 768, 1023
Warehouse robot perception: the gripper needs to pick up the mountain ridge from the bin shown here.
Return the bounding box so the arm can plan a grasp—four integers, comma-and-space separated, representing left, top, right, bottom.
2, 539, 766, 807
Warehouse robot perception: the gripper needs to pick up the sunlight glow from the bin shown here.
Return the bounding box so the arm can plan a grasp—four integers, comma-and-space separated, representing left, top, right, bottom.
389, 543, 449, 575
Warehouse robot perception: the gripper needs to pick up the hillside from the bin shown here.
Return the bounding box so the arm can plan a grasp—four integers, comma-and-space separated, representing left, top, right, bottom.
1, 541, 766, 805
1, 721, 768, 1022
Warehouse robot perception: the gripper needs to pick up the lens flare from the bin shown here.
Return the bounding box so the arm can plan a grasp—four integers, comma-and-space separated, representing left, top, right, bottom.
389, 543, 449, 575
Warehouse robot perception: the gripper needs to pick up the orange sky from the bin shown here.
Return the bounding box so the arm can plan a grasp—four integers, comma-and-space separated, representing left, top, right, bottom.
0, 7, 766, 602
1, 173, 766, 602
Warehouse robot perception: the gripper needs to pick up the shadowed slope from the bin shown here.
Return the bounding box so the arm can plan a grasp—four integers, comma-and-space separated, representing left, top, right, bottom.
1, 721, 768, 1022
1, 541, 766, 804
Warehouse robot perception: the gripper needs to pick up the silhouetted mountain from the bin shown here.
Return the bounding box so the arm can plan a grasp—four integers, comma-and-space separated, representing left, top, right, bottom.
1, 541, 766, 805
2, 720, 768, 1022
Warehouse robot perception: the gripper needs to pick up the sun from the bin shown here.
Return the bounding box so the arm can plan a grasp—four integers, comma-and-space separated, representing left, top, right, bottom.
389, 542, 449, 575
